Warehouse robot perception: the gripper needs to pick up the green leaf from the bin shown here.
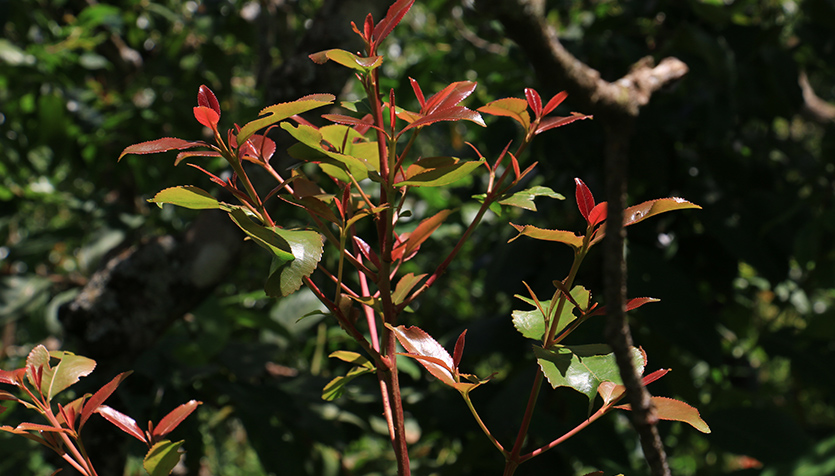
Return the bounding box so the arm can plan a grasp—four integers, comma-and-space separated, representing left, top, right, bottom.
148, 186, 222, 210
508, 223, 585, 250
512, 286, 590, 341
395, 156, 485, 188
617, 396, 711, 433
238, 94, 335, 145
309, 49, 383, 73
43, 351, 96, 402
25, 345, 50, 390
392, 273, 427, 305
227, 209, 295, 264
143, 439, 184, 476
263, 228, 324, 297
498, 186, 565, 212
321, 351, 376, 401
623, 197, 702, 227
282, 123, 374, 182
534, 344, 644, 404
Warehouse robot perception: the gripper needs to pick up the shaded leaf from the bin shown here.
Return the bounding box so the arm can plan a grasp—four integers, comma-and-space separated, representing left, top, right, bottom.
395, 156, 485, 188
148, 186, 222, 210
512, 286, 590, 341
535, 112, 593, 135
119, 138, 207, 162
322, 353, 376, 401
238, 94, 335, 145
197, 84, 220, 116
508, 223, 584, 250
144, 440, 185, 476
574, 178, 595, 222
174, 149, 222, 166
282, 123, 374, 182
617, 396, 711, 433
400, 209, 453, 259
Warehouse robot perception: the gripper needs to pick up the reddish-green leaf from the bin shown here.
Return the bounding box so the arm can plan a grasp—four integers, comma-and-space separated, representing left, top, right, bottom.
25, 345, 50, 390
574, 178, 595, 222
623, 197, 702, 227
392, 273, 427, 305
372, 0, 416, 48
0, 368, 25, 386
542, 90, 568, 115
41, 350, 96, 403
193, 106, 220, 130
395, 156, 485, 188
423, 81, 478, 115
173, 149, 222, 166
148, 186, 222, 210
400, 209, 453, 259
478, 97, 531, 130
617, 396, 711, 433
118, 137, 207, 162
389, 325, 455, 386
152, 400, 201, 440
96, 405, 147, 443
535, 112, 593, 135
409, 77, 425, 108
309, 49, 383, 72
80, 371, 132, 430
400, 107, 485, 133
239, 134, 277, 164
525, 88, 542, 117
143, 439, 185, 476
508, 223, 585, 250
238, 94, 335, 145
197, 84, 220, 116
0, 390, 19, 402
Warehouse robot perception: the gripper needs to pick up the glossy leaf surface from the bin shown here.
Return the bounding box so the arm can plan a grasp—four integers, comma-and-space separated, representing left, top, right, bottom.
623, 197, 702, 227
96, 405, 147, 443
477, 97, 531, 130
400, 209, 453, 259
372, 0, 415, 47
153, 400, 201, 439
264, 228, 324, 297
512, 286, 590, 341
390, 325, 455, 386
535, 113, 593, 135
309, 49, 383, 72
80, 371, 131, 430
535, 344, 644, 403
508, 224, 584, 250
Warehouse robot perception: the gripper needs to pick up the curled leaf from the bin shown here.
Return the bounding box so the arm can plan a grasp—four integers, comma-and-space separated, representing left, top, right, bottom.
389, 325, 455, 386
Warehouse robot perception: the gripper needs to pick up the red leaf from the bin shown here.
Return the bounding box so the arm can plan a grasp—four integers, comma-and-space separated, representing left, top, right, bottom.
193, 106, 220, 130
574, 178, 595, 222
371, 0, 415, 48
542, 91, 568, 115
588, 202, 607, 228
616, 396, 711, 433
239, 134, 277, 164
623, 197, 702, 227
535, 112, 593, 135
400, 107, 485, 133
452, 330, 467, 368
96, 405, 147, 443
352, 236, 381, 270
389, 325, 455, 386
525, 88, 542, 117
0, 368, 26, 386
626, 297, 660, 311
152, 400, 201, 440
174, 150, 222, 166
80, 371, 132, 431
197, 85, 221, 116
641, 368, 670, 386
423, 81, 478, 115
119, 138, 208, 162
409, 77, 425, 108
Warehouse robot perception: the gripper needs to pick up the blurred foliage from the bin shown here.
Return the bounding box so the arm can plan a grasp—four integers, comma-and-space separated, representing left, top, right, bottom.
2, 0, 835, 475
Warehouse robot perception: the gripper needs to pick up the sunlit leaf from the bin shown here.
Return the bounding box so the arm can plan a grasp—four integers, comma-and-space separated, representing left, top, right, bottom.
96, 405, 147, 443
512, 286, 590, 341
148, 186, 223, 210
119, 138, 207, 162
143, 440, 185, 476
399, 209, 453, 259
0, 368, 26, 386
389, 325, 455, 386
575, 178, 595, 222
282, 123, 374, 182
238, 94, 335, 145
395, 156, 485, 188
263, 228, 324, 297
392, 273, 427, 305
616, 396, 711, 433
542, 91, 568, 115
309, 49, 383, 72
80, 371, 132, 430
42, 351, 96, 402
371, 0, 415, 47
193, 106, 220, 130
322, 352, 376, 401
152, 400, 201, 440
535, 112, 593, 135
535, 344, 644, 404
400, 107, 485, 133
197, 84, 220, 116
525, 88, 542, 117
25, 345, 50, 390
623, 197, 702, 227
478, 97, 531, 130
508, 223, 585, 250
497, 186, 564, 212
